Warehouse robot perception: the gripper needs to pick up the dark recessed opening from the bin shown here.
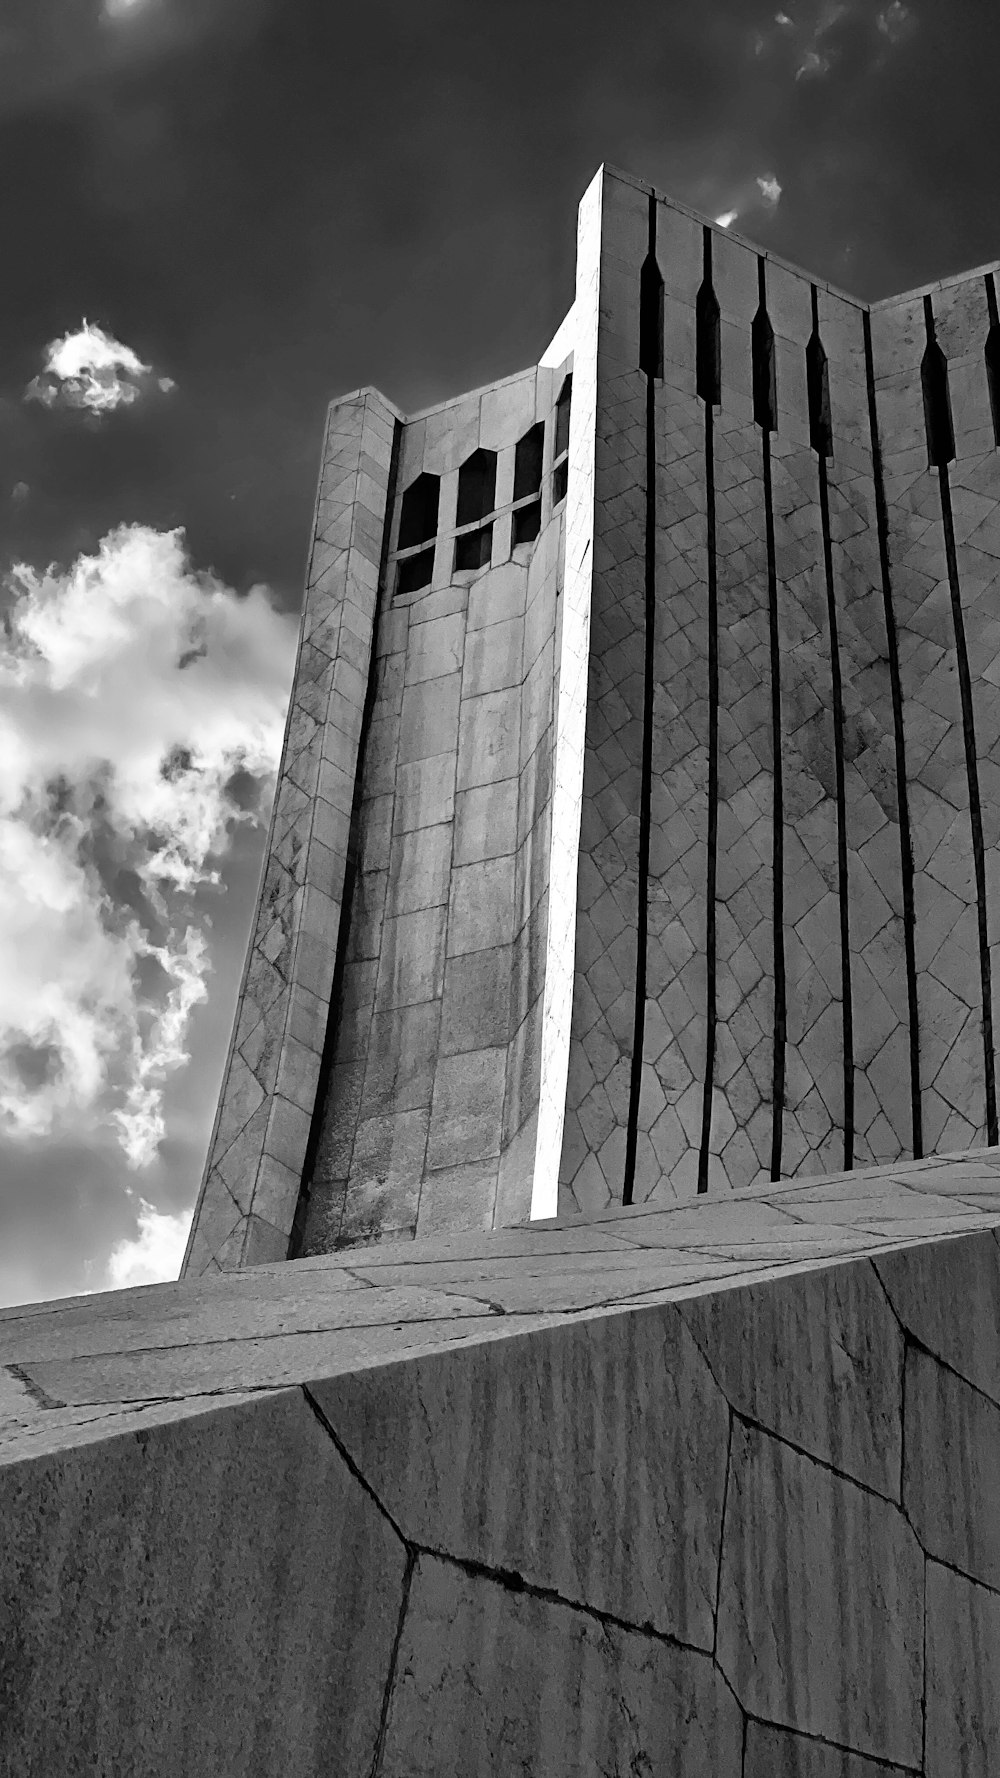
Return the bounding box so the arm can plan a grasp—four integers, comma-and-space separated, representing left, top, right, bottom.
696, 281, 721, 406
456, 449, 498, 528
921, 298, 955, 467
752, 303, 777, 434
555, 375, 572, 459
513, 423, 545, 501
639, 252, 665, 379
397, 473, 440, 551
395, 547, 435, 597
552, 460, 568, 506
512, 499, 542, 546
454, 523, 493, 572
806, 329, 833, 458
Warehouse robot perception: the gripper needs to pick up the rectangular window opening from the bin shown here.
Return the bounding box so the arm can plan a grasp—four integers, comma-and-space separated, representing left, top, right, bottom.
552, 460, 568, 506
512, 499, 542, 547
454, 523, 493, 572
394, 547, 435, 597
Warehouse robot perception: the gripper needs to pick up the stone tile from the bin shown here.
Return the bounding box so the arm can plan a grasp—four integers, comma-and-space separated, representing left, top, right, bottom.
453, 780, 519, 864
447, 856, 516, 955
398, 672, 462, 765
439, 947, 513, 1055
456, 689, 521, 789
903, 1342, 1000, 1587
361, 1002, 441, 1118
374, 906, 447, 1011
415, 1158, 498, 1235
377, 1555, 742, 1776
0, 1390, 406, 1777
716, 1421, 923, 1766
426, 1047, 507, 1168
387, 822, 452, 914
393, 752, 457, 833
311, 1298, 729, 1648
925, 1559, 1000, 1778
679, 1256, 903, 1496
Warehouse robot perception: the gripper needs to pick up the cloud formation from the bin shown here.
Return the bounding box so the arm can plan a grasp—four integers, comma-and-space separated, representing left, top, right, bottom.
25, 320, 175, 416
107, 1197, 191, 1288
0, 524, 297, 1171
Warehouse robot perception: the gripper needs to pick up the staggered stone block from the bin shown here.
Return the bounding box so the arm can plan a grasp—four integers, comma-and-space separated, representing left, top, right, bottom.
7, 1152, 1000, 1773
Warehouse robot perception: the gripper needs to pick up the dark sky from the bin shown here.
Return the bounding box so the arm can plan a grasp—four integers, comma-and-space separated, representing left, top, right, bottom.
1, 0, 996, 1304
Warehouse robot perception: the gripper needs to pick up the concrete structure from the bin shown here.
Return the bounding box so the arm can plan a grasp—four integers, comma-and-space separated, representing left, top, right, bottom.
7, 166, 1000, 1772
184, 164, 1000, 1272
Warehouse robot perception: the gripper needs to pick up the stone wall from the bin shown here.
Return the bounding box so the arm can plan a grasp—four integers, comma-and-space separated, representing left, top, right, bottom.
7, 1152, 1000, 1774
557, 167, 1000, 1216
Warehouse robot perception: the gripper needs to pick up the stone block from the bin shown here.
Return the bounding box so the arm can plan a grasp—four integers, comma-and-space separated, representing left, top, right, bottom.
403, 612, 466, 686
439, 946, 513, 1055
678, 1257, 903, 1495
415, 1158, 498, 1235
875, 1231, 1000, 1403
361, 1002, 441, 1117
457, 689, 521, 789
716, 1420, 923, 1766
426, 1046, 508, 1167
453, 780, 519, 863
374, 906, 447, 1010
744, 1722, 903, 1776
312, 1299, 729, 1648
387, 822, 452, 914
398, 673, 462, 765
393, 752, 457, 833
903, 1342, 1000, 1587
0, 1391, 406, 1777
377, 1555, 742, 1776
447, 856, 516, 956
462, 617, 524, 698
925, 1559, 1000, 1778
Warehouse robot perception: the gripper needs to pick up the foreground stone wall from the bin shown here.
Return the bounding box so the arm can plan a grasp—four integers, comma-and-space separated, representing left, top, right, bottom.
6, 1152, 1000, 1774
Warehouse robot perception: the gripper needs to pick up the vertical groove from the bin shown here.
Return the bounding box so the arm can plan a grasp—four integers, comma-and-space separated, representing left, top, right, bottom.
937, 458, 998, 1143
697, 228, 720, 1195
985, 273, 1000, 446
289, 412, 404, 1257
623, 193, 660, 1206
811, 287, 854, 1170
755, 258, 785, 1181
863, 309, 923, 1157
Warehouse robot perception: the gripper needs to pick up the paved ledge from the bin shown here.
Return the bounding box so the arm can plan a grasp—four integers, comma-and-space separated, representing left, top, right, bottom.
3, 1148, 999, 1452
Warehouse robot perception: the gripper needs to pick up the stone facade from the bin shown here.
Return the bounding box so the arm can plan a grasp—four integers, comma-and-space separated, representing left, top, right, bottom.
183, 163, 1000, 1272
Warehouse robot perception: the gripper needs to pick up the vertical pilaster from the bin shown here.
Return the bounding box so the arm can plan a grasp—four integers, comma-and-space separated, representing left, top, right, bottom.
182, 389, 398, 1274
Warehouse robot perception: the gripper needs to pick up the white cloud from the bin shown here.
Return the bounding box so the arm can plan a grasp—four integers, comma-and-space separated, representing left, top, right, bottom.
877, 0, 913, 40
24, 319, 173, 416
796, 47, 832, 76
0, 524, 297, 1167
775, 10, 794, 22
715, 210, 739, 229
757, 175, 783, 208
106, 1198, 190, 1288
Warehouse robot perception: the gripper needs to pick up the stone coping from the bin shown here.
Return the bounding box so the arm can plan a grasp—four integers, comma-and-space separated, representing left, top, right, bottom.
3, 1148, 999, 1465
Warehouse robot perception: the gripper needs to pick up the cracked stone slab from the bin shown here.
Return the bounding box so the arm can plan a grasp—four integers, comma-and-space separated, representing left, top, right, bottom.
925, 1558, 1000, 1778
377, 1553, 743, 1777
310, 1298, 729, 1649
716, 1419, 923, 1766
0, 1388, 406, 1777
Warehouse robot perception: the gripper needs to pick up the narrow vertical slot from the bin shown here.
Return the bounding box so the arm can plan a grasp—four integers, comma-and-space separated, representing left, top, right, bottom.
697, 226, 720, 1194
623, 194, 661, 1206
753, 258, 785, 1181
809, 286, 854, 1170
925, 297, 998, 1146
862, 310, 922, 1158
985, 274, 1000, 447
